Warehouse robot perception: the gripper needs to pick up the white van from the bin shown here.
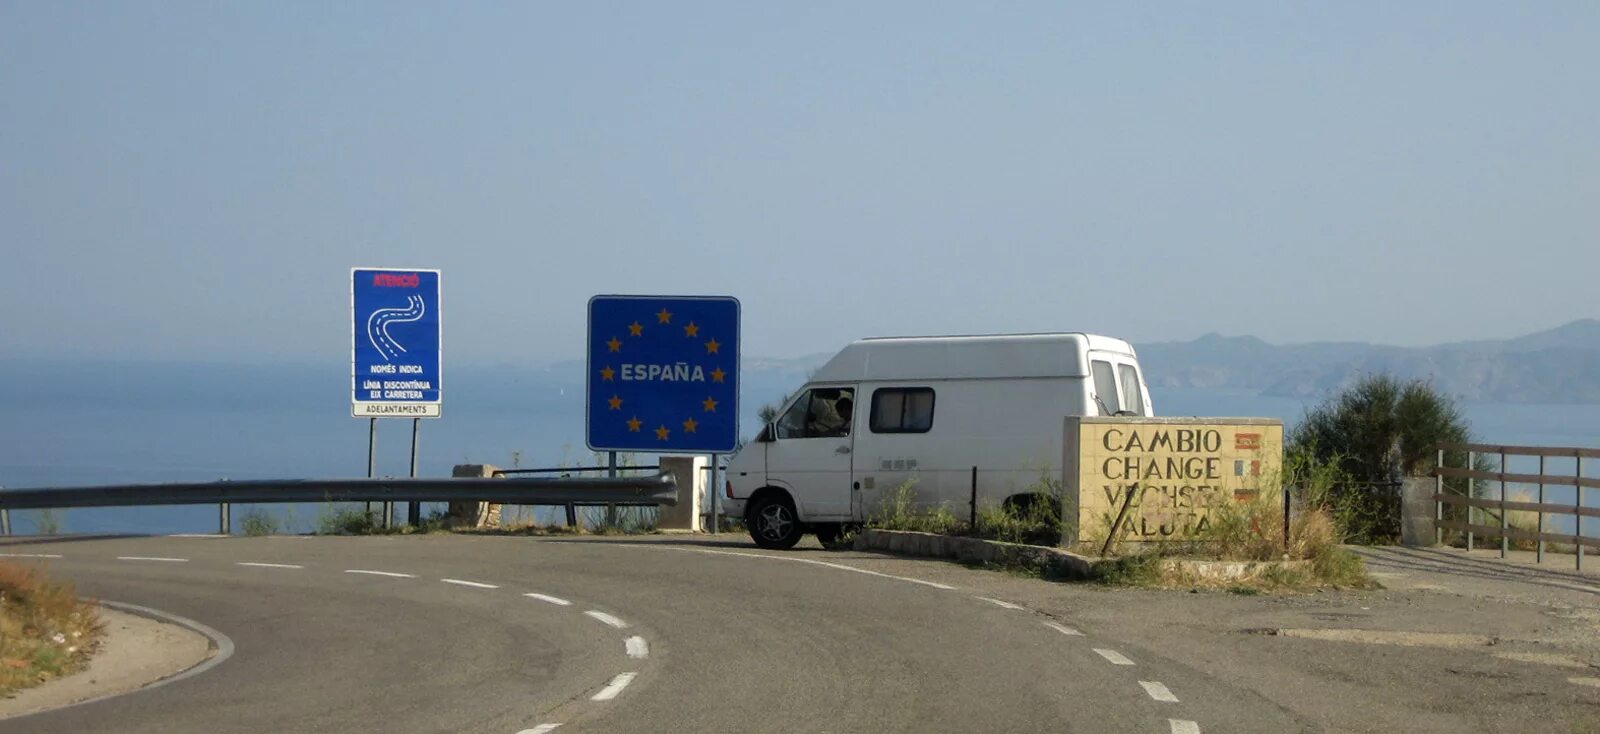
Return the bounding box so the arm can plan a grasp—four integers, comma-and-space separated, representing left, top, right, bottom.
723, 333, 1154, 549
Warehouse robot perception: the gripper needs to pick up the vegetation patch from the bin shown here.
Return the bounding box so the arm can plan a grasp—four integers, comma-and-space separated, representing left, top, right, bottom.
0, 561, 102, 696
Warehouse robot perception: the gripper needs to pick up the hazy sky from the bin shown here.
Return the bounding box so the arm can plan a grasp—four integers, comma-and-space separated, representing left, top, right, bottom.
3, 3, 1595, 364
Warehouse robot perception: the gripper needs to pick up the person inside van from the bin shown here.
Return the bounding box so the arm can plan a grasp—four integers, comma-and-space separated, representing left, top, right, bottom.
804, 389, 853, 438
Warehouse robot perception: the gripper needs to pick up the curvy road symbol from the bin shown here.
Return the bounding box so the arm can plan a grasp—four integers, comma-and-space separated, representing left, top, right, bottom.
367, 294, 426, 362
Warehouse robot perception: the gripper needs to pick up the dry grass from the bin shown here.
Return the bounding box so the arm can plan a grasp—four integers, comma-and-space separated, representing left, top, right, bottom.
0, 561, 103, 696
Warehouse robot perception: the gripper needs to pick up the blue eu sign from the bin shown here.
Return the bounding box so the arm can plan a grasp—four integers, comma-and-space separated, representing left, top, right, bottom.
351, 268, 442, 418
587, 295, 740, 453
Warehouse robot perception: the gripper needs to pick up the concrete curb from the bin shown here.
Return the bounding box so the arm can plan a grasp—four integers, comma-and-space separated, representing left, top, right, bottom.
853, 528, 1099, 579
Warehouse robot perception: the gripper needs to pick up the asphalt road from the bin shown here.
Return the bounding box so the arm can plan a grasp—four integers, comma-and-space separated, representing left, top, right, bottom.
0, 533, 1287, 734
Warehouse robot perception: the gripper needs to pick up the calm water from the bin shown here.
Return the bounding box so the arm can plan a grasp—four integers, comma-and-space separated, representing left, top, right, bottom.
2, 386, 1596, 535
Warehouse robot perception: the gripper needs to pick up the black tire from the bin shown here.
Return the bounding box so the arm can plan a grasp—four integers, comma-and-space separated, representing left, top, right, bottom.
747, 494, 804, 550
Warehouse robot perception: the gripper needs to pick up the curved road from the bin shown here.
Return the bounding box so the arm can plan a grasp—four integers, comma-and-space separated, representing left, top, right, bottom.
1, 534, 1305, 733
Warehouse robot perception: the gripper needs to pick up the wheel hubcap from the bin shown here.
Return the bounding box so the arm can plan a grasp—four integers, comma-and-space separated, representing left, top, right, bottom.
758, 505, 792, 540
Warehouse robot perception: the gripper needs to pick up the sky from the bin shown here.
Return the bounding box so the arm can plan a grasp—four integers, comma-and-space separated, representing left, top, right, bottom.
2, 2, 1596, 365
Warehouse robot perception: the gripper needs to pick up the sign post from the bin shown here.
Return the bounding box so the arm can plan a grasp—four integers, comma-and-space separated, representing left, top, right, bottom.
586, 295, 739, 530
352, 268, 442, 525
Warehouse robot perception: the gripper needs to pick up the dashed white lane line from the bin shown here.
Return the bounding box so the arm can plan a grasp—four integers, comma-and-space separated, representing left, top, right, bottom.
344, 569, 417, 578
591, 672, 637, 701
623, 546, 958, 590
0, 553, 63, 559
625, 636, 649, 659
1169, 719, 1201, 734
585, 611, 629, 629
525, 593, 573, 606
1093, 648, 1136, 666
517, 725, 562, 734
441, 578, 499, 589
117, 556, 189, 563
237, 562, 303, 569
976, 596, 1025, 610
1044, 621, 1084, 636
1140, 681, 1180, 703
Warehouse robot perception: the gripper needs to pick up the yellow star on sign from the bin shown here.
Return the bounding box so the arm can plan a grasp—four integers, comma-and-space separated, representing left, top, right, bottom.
600, 366, 616, 381
655, 424, 671, 441
627, 416, 642, 432
607, 336, 622, 353
710, 367, 726, 383
682, 417, 699, 433
684, 321, 699, 338
628, 321, 644, 337
656, 308, 672, 324
608, 395, 623, 411
702, 396, 718, 412
705, 338, 720, 354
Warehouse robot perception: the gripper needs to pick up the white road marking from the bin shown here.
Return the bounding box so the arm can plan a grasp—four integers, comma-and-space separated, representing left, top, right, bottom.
441, 578, 499, 589
591, 672, 637, 701
621, 545, 958, 590
0, 553, 63, 559
344, 569, 416, 578
237, 562, 303, 569
625, 636, 649, 659
167, 533, 228, 538
117, 556, 188, 563
1140, 680, 1180, 703
1093, 648, 1135, 666
585, 611, 629, 629
1045, 621, 1084, 636
524, 593, 573, 606
977, 596, 1024, 610
517, 725, 562, 734
1169, 719, 1201, 734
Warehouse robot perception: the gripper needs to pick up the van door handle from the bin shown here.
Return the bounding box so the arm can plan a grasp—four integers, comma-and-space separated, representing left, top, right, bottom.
835, 445, 851, 455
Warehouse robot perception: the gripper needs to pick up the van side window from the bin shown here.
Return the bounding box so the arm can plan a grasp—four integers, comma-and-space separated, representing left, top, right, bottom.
870, 387, 935, 433
1117, 364, 1145, 415
775, 388, 855, 439
1091, 360, 1121, 415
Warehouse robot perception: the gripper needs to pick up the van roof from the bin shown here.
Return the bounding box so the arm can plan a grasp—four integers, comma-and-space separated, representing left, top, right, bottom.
810, 333, 1137, 382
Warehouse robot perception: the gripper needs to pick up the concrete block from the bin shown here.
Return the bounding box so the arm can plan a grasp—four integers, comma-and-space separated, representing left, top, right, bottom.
656, 456, 706, 531
447, 464, 501, 528
1400, 476, 1437, 547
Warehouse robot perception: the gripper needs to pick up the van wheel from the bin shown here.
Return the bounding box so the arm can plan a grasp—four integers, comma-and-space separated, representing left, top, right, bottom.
748, 495, 803, 550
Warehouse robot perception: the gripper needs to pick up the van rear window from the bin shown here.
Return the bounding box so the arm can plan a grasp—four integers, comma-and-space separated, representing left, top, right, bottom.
1091, 360, 1121, 415
870, 387, 935, 433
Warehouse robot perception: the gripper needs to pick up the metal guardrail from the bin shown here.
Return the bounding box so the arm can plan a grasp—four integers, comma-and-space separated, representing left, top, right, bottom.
0, 475, 677, 513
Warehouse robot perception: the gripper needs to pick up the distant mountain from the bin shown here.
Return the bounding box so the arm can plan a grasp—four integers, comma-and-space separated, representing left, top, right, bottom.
1138, 319, 1600, 404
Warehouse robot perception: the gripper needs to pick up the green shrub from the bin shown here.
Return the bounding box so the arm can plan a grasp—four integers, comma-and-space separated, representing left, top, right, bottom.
240, 509, 280, 537
868, 479, 960, 535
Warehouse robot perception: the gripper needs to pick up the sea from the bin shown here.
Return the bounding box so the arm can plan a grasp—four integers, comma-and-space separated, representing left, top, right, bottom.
1, 365, 1596, 538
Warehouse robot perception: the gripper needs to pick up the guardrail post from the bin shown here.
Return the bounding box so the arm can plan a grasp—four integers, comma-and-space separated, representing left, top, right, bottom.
219, 502, 230, 535
1466, 450, 1475, 552
1435, 449, 1444, 546
1499, 449, 1508, 558
1536, 455, 1545, 564
1, 509, 10, 536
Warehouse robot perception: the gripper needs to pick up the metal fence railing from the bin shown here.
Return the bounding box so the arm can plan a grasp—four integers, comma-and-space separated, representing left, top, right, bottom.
1433, 443, 1599, 570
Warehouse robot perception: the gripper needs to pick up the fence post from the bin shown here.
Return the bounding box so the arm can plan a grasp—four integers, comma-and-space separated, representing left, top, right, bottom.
1499, 449, 1508, 559
1435, 448, 1444, 546
1536, 455, 1545, 564
1283, 486, 1291, 555
1466, 450, 1475, 552
604, 451, 618, 530
970, 466, 978, 530
1578, 455, 1585, 571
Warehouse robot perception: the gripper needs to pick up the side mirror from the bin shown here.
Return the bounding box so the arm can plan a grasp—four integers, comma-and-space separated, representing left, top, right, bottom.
757, 423, 775, 443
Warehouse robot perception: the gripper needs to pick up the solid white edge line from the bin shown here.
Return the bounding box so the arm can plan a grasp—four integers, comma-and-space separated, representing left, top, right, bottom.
441, 578, 499, 589
0, 553, 63, 558
344, 569, 417, 578
1169, 719, 1201, 734
237, 562, 303, 569
524, 593, 573, 606
1093, 648, 1135, 666
517, 725, 562, 734
591, 672, 637, 701
625, 636, 649, 659
585, 610, 629, 629
116, 556, 189, 562
1140, 680, 1180, 703
977, 596, 1024, 610
1045, 621, 1084, 636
